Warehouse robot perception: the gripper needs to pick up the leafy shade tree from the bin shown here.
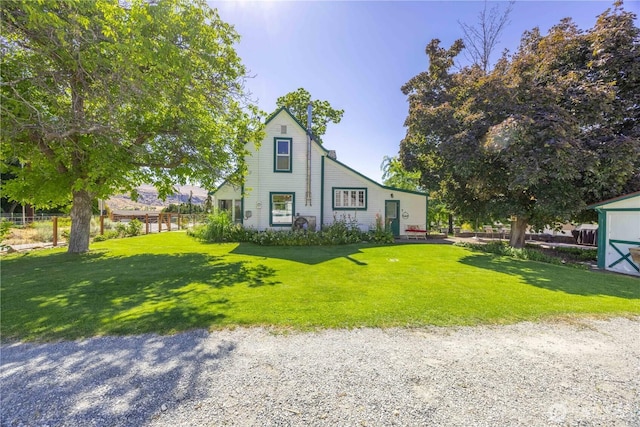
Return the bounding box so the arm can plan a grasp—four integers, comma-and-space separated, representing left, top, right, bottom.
380, 155, 423, 191
401, 3, 640, 248
1, 0, 263, 253
276, 88, 344, 141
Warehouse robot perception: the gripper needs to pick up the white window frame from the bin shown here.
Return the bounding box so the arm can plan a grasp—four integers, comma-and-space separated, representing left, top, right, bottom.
333, 188, 367, 210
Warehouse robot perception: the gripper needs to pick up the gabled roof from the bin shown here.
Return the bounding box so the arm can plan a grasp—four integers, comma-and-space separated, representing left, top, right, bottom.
259, 107, 428, 197
325, 155, 428, 197
265, 106, 323, 143
244, 107, 429, 196
587, 191, 640, 209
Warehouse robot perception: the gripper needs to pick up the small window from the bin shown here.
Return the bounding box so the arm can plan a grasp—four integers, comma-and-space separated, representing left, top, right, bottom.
270, 192, 294, 226
332, 188, 367, 210
274, 138, 292, 172
280, 125, 287, 134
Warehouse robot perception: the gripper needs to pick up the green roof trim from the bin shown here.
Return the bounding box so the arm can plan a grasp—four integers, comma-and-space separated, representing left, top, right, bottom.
264, 107, 323, 143
325, 155, 429, 197
262, 107, 428, 199
587, 191, 640, 209
209, 175, 242, 195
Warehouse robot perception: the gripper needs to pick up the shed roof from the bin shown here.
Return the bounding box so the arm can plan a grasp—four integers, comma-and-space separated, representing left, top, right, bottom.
587, 191, 640, 209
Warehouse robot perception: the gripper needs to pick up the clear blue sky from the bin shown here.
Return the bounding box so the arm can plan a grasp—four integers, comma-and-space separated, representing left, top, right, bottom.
212, 0, 639, 184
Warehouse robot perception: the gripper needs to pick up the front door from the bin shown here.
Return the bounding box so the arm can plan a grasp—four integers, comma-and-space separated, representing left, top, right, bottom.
385, 200, 400, 237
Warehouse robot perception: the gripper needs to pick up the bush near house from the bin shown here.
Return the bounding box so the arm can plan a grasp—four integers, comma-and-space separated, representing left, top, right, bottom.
188, 210, 394, 245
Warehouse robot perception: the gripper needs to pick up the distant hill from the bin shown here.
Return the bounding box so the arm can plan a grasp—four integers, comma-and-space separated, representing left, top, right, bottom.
106, 185, 209, 211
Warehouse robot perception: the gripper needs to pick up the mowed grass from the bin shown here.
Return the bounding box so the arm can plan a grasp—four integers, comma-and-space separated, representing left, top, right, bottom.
1, 232, 638, 341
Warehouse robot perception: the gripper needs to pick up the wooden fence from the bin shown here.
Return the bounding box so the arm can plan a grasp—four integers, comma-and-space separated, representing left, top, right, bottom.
2, 214, 205, 248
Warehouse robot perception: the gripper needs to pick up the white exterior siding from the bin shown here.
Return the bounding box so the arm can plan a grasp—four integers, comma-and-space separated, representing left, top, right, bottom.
211, 183, 242, 222
214, 183, 241, 201
396, 192, 429, 234
603, 211, 640, 276
594, 193, 640, 277
242, 110, 323, 230
213, 107, 428, 235
323, 157, 427, 234
323, 158, 383, 230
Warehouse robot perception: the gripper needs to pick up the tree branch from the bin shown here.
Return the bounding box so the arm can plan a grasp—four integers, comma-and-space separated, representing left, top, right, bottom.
37, 138, 68, 174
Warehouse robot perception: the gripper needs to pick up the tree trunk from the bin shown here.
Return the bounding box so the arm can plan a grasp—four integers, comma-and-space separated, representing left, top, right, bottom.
509, 216, 528, 248
68, 189, 93, 253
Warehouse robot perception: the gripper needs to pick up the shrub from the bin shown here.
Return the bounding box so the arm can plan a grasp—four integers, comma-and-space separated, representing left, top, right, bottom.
321, 214, 364, 245
127, 219, 142, 237
33, 221, 54, 242
89, 217, 113, 237
366, 213, 394, 243
56, 217, 72, 227
189, 211, 395, 246
0, 220, 13, 242
455, 241, 589, 269
114, 222, 128, 237
544, 245, 598, 262
460, 222, 475, 231
93, 230, 120, 242
189, 209, 237, 242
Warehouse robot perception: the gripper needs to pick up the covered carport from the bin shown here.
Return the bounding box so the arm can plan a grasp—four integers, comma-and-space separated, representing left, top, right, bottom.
589, 191, 640, 277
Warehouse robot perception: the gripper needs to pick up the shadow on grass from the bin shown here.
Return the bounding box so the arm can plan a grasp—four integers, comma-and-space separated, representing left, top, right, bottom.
1, 330, 234, 426
1, 251, 279, 341
459, 252, 640, 299
230, 242, 374, 265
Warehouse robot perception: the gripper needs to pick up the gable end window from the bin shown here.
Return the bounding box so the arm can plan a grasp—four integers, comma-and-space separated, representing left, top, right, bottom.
274, 137, 292, 172
332, 187, 367, 210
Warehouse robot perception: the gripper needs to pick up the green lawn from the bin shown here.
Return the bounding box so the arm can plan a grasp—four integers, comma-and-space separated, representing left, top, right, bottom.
1, 232, 638, 341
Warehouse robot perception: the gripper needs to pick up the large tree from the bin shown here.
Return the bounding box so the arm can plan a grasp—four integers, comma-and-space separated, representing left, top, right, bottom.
275, 88, 343, 141
380, 155, 422, 191
401, 3, 639, 247
1, 0, 263, 253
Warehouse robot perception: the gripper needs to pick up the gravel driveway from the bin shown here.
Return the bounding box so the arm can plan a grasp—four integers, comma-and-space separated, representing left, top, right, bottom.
2, 317, 639, 426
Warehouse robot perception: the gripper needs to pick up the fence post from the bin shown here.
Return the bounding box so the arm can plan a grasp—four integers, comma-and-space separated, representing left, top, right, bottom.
100, 215, 105, 236
52, 216, 58, 247
178, 214, 181, 229
158, 213, 162, 233
145, 214, 149, 234
167, 213, 172, 231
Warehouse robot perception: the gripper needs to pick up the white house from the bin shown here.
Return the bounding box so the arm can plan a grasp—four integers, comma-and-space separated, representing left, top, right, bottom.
589, 191, 640, 277
213, 107, 428, 237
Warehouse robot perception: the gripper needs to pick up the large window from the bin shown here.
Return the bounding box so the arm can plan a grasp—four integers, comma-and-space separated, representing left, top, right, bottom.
274, 138, 292, 172
332, 188, 367, 210
270, 192, 294, 226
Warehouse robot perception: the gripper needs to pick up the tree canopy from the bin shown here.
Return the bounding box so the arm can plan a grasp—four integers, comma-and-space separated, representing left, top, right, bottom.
401, 2, 639, 247
276, 88, 344, 141
380, 155, 423, 192
1, 0, 263, 253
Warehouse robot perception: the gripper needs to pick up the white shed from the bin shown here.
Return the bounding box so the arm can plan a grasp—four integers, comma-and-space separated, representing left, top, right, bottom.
589, 191, 640, 277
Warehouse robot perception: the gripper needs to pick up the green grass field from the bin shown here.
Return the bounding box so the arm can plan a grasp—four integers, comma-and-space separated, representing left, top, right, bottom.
1, 232, 638, 341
